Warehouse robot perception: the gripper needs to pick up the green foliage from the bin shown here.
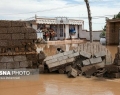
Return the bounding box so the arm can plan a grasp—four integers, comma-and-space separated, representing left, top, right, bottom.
113, 12, 120, 19
99, 31, 106, 38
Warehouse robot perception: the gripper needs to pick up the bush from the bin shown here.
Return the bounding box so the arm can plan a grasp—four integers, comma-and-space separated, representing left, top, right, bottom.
99, 31, 106, 38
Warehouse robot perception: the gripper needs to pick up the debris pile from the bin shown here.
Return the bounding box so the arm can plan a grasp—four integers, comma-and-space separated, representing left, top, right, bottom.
40, 42, 119, 79
105, 46, 120, 78
0, 20, 39, 69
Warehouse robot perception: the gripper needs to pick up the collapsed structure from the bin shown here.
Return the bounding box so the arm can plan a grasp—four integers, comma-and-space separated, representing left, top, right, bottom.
0, 20, 42, 69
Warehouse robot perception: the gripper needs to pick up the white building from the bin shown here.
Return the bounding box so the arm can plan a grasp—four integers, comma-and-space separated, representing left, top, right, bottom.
28, 16, 84, 40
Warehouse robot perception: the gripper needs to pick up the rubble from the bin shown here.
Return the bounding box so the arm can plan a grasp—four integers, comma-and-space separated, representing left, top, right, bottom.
39, 42, 116, 79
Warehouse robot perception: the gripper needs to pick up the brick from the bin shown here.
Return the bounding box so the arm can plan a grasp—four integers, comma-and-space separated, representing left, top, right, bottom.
82, 59, 90, 66
0, 20, 11, 27
8, 27, 22, 33
14, 55, 26, 61
0, 63, 6, 69
6, 62, 19, 69
0, 56, 14, 62
90, 57, 102, 64
0, 40, 8, 46
0, 34, 11, 40
12, 34, 24, 39
0, 28, 8, 33
25, 33, 37, 39
11, 21, 26, 27
20, 61, 29, 68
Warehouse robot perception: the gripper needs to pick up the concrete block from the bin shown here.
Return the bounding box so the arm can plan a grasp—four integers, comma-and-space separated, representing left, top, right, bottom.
80, 51, 91, 58
0, 63, 6, 69
85, 66, 97, 76
82, 59, 90, 66
68, 68, 77, 78
90, 57, 102, 64
63, 56, 68, 60
73, 52, 80, 57
65, 65, 72, 72
44, 56, 53, 61
94, 61, 105, 69
81, 65, 93, 73
12, 34, 24, 39
47, 61, 60, 68
53, 53, 64, 59
94, 51, 106, 57
66, 58, 75, 63
58, 69, 65, 74
14, 55, 26, 61
20, 61, 29, 68
64, 50, 73, 56
68, 54, 74, 58
59, 60, 66, 65
0, 56, 14, 62
105, 65, 119, 73
6, 62, 19, 69
46, 59, 57, 64
57, 56, 63, 61
0, 34, 11, 40
39, 65, 44, 73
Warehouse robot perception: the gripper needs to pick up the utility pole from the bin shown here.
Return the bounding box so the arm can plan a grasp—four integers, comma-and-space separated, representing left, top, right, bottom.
84, 0, 93, 42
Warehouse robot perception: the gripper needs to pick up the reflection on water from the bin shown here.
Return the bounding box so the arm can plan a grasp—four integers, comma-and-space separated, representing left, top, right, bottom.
0, 43, 119, 95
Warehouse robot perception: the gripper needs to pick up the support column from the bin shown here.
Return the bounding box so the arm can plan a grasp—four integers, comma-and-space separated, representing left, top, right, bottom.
79, 25, 82, 39
65, 25, 69, 39
57, 25, 60, 39
75, 25, 78, 38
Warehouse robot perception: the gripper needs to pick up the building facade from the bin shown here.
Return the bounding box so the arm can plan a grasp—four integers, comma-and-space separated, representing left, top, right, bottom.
106, 19, 120, 45
29, 17, 84, 40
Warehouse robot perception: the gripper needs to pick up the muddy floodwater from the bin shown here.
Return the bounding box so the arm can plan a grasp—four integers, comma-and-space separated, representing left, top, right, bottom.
0, 43, 119, 95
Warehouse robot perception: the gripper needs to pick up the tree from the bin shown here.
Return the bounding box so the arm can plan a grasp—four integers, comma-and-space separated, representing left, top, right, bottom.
84, 0, 93, 42
113, 12, 120, 19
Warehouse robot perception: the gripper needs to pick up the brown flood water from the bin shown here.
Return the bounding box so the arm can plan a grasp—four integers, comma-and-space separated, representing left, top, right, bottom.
0, 43, 119, 95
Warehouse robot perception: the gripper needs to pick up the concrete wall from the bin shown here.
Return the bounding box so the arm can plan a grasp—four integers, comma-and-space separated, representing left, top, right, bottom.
80, 30, 102, 41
